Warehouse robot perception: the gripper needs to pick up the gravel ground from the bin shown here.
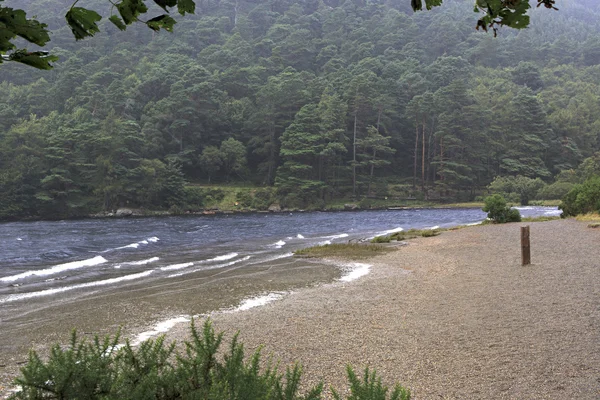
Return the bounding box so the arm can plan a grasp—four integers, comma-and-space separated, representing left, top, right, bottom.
164, 219, 600, 399
3, 219, 599, 399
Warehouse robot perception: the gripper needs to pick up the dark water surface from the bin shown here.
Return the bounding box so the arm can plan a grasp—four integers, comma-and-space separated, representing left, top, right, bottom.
0, 207, 559, 364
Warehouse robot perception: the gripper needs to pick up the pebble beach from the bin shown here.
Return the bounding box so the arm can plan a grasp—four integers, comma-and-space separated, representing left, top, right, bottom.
164, 219, 600, 399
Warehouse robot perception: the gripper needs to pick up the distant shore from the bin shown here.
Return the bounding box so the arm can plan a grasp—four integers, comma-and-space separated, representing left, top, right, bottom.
0, 199, 561, 224
159, 218, 599, 399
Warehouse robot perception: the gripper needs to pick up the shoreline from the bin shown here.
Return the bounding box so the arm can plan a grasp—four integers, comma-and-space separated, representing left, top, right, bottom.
4, 218, 593, 399
0, 202, 561, 224
157, 219, 599, 399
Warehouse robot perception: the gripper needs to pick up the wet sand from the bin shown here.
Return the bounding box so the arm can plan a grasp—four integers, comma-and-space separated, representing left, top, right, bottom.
162, 219, 600, 399
3, 219, 600, 398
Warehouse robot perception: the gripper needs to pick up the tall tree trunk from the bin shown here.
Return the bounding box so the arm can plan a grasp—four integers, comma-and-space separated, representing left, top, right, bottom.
368, 149, 376, 196
413, 121, 419, 190
353, 112, 357, 198
421, 122, 426, 195
267, 125, 275, 185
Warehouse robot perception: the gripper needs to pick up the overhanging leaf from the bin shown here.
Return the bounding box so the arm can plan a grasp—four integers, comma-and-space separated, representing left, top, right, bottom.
116, 0, 149, 25
65, 7, 102, 40
7, 49, 59, 69
177, 0, 196, 15
109, 15, 127, 31
153, 0, 177, 12
146, 15, 176, 32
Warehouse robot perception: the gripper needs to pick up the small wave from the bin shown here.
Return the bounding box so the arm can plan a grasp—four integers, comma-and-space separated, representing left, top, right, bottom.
131, 316, 190, 346
0, 256, 107, 283
339, 262, 371, 282
203, 253, 238, 262
321, 233, 349, 240
122, 257, 160, 266
167, 256, 251, 278
427, 226, 440, 230
375, 227, 404, 237
16, 238, 22, 241
0, 270, 154, 303
297, 234, 305, 239
117, 243, 139, 250
160, 262, 194, 272
271, 240, 286, 249
318, 240, 332, 246
247, 253, 293, 265
544, 209, 563, 216
230, 292, 285, 312
105, 237, 160, 252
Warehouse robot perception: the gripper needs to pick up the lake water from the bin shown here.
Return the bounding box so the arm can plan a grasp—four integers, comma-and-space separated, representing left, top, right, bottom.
0, 207, 560, 361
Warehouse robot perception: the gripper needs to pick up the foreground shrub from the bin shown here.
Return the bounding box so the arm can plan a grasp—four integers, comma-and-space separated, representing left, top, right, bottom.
482, 195, 521, 223
559, 176, 600, 217
10, 319, 409, 400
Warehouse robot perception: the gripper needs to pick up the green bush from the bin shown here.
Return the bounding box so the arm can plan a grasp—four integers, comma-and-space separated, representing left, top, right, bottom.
537, 181, 575, 200
482, 194, 521, 223
183, 187, 205, 211
559, 175, 600, 217
252, 188, 275, 210
235, 190, 253, 207
9, 320, 410, 400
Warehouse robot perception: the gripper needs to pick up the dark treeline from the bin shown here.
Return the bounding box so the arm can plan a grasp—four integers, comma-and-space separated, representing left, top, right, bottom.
2, 0, 600, 219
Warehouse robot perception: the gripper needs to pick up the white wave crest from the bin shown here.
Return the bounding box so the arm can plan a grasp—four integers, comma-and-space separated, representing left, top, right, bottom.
375, 227, 404, 237
321, 233, 349, 240
147, 237, 160, 243
115, 243, 140, 250
123, 257, 160, 266
427, 226, 440, 230
339, 262, 371, 282
160, 262, 194, 272
0, 256, 107, 283
230, 292, 285, 312
297, 234, 305, 239
271, 240, 286, 249
132, 316, 190, 346
204, 253, 238, 262
167, 256, 251, 278
0, 270, 154, 303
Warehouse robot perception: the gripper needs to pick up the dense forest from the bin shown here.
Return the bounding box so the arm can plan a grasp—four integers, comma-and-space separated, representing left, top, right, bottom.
2, 0, 600, 220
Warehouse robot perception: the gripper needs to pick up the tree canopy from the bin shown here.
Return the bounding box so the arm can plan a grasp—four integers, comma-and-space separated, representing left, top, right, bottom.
1, 0, 558, 69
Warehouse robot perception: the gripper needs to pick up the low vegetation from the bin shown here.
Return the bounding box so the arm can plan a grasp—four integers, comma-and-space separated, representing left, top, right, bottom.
482, 195, 522, 224
9, 320, 410, 400
293, 243, 393, 259
371, 228, 442, 243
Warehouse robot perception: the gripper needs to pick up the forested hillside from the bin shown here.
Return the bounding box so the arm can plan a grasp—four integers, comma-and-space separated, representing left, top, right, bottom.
2, 0, 600, 219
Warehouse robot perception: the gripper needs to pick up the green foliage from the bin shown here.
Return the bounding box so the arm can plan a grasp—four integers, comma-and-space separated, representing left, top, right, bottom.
488, 175, 546, 205
183, 186, 205, 210
9, 320, 410, 400
294, 243, 392, 259
482, 194, 522, 223
537, 181, 575, 200
371, 228, 440, 243
332, 365, 410, 400
0, 0, 599, 220
559, 175, 600, 217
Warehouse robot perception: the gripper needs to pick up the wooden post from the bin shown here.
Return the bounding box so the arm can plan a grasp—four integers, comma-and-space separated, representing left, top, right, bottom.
521, 226, 531, 266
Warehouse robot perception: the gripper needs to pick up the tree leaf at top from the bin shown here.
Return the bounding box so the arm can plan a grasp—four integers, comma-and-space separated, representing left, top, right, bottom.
177, 0, 196, 15
65, 7, 102, 40
153, 0, 177, 12
146, 15, 177, 32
